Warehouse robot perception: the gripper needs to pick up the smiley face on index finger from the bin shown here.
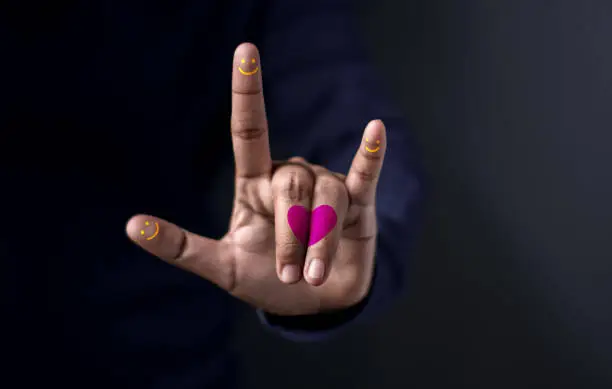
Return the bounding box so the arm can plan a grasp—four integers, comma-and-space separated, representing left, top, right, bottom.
238, 57, 259, 76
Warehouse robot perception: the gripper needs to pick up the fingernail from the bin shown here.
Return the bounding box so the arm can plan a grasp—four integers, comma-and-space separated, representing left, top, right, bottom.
281, 264, 300, 283
307, 259, 325, 280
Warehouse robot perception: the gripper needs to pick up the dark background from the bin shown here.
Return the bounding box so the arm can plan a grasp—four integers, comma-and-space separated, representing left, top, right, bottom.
236, 1, 612, 388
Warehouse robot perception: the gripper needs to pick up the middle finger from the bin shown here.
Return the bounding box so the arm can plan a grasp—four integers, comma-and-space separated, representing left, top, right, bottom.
271, 164, 315, 284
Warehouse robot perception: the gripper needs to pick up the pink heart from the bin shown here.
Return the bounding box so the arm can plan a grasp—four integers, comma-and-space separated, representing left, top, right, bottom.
287, 205, 338, 247
287, 205, 310, 246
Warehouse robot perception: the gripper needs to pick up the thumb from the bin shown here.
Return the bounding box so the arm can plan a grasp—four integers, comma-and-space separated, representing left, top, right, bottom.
126, 214, 235, 291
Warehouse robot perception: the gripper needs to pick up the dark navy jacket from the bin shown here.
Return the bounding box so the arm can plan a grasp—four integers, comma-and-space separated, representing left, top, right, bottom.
1, 1, 422, 387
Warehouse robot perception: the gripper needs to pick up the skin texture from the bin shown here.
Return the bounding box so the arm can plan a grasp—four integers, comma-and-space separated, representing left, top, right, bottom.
125, 43, 387, 316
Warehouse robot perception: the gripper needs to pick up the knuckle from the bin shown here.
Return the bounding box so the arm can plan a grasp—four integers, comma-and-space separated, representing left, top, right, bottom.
274, 168, 313, 202
230, 123, 266, 141
352, 165, 378, 183
289, 156, 307, 163
310, 165, 327, 174
231, 106, 267, 140
276, 240, 304, 262
316, 175, 347, 201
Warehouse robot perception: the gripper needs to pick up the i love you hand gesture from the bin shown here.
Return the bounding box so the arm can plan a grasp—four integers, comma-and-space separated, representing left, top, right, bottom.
126, 43, 387, 316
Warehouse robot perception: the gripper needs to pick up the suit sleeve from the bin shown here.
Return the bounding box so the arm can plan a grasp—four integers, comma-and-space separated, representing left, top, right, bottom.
252, 0, 425, 341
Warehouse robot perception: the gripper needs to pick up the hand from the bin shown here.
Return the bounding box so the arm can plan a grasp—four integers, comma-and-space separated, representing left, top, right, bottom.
126, 43, 387, 316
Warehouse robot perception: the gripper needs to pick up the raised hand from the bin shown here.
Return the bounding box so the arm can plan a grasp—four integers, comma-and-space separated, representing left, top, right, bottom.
126, 43, 387, 316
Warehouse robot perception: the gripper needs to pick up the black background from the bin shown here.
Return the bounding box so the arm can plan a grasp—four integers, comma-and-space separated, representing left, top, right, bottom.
237, 1, 612, 388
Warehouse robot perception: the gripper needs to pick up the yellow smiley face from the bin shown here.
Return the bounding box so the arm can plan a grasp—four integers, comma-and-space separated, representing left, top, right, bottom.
364, 137, 381, 153
140, 220, 160, 241
239, 57, 259, 76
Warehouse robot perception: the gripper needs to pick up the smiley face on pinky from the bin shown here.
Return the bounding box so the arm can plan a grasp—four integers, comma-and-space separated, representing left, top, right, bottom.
364, 137, 381, 153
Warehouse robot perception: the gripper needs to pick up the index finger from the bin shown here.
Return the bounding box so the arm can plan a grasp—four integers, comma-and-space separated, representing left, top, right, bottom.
231, 43, 272, 178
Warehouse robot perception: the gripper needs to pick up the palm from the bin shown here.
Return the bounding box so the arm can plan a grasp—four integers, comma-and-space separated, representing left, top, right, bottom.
221, 177, 376, 315
126, 43, 386, 316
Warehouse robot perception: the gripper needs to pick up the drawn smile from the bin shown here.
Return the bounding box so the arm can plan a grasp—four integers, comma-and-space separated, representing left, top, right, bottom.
239, 57, 259, 76
140, 221, 160, 241
364, 137, 381, 153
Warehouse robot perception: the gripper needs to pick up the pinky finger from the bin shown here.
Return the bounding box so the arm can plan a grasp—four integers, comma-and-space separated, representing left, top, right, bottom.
345, 119, 387, 206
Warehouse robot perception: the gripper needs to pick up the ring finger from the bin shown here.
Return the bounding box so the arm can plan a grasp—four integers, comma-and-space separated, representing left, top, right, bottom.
304, 170, 349, 286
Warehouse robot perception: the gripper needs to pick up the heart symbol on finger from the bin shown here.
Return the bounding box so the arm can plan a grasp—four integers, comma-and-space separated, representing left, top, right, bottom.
287, 205, 337, 246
